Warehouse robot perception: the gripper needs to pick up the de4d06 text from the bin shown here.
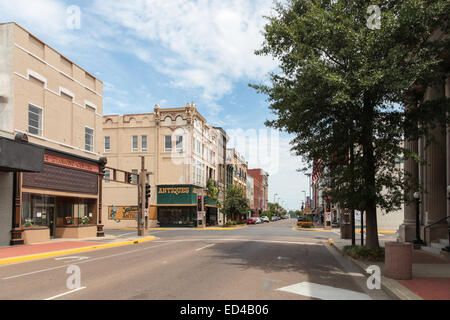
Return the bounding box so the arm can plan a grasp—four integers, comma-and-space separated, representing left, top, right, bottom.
225, 305, 269, 315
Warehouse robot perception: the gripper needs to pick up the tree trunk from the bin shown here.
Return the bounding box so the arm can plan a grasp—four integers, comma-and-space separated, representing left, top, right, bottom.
362, 96, 380, 250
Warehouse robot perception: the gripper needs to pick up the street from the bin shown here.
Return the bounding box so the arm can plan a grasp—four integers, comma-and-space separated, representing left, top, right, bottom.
0, 219, 391, 300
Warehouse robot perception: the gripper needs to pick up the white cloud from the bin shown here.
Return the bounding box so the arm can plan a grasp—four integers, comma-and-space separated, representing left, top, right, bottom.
0, 0, 78, 46
91, 0, 277, 108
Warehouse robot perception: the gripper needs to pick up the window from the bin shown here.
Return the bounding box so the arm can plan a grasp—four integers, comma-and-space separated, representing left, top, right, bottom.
104, 136, 110, 153
28, 104, 43, 136
165, 135, 172, 152
142, 135, 147, 152
85, 127, 94, 152
176, 135, 183, 152
132, 136, 138, 152
132, 169, 138, 184
104, 170, 110, 183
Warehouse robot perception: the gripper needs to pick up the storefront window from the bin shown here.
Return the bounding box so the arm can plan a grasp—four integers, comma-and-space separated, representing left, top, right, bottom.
22, 193, 97, 228
56, 197, 97, 226
21, 194, 55, 228
158, 207, 196, 227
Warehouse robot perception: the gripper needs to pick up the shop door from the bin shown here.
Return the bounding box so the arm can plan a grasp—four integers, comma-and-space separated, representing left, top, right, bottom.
48, 208, 55, 238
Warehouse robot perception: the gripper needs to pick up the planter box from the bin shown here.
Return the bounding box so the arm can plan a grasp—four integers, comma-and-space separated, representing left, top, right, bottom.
55, 225, 97, 239
22, 228, 50, 244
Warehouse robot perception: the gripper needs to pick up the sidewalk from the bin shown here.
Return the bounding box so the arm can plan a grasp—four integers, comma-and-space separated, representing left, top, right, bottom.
0, 234, 156, 265
330, 237, 450, 300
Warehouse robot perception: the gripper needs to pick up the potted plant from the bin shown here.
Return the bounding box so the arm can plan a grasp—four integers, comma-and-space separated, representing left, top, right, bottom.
81, 216, 89, 225
24, 218, 33, 228
65, 216, 74, 225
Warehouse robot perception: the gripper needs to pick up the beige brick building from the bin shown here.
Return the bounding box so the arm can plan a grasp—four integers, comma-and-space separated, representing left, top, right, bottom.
102, 103, 225, 228
0, 23, 105, 245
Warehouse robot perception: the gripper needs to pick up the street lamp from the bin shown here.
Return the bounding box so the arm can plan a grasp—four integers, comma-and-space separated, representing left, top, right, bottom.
413, 192, 424, 248
443, 186, 450, 252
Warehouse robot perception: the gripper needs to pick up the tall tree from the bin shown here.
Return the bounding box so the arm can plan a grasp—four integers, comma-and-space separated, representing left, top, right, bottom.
252, 0, 450, 249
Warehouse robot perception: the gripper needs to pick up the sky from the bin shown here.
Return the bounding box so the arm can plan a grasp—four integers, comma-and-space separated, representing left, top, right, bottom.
0, 0, 310, 211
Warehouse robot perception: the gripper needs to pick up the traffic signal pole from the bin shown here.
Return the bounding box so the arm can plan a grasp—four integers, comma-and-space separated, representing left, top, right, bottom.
138, 156, 147, 237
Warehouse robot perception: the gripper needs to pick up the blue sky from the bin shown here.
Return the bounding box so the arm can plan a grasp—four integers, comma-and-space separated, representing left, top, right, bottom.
0, 0, 310, 210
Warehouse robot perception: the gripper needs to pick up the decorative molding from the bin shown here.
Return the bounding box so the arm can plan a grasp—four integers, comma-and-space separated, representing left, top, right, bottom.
14, 70, 102, 117
14, 43, 103, 97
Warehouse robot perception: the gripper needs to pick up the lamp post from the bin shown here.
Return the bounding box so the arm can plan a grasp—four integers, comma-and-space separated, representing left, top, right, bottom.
443, 186, 450, 252
413, 192, 424, 248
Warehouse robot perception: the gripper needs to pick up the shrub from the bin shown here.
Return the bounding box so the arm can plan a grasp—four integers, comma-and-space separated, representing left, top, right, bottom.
297, 221, 314, 228
343, 245, 385, 261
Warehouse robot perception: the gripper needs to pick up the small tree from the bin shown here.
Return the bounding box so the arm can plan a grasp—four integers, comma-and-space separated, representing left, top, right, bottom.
223, 185, 250, 222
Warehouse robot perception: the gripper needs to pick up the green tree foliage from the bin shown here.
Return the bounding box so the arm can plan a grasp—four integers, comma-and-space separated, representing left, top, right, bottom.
252, 0, 450, 249
206, 178, 220, 207
223, 185, 250, 221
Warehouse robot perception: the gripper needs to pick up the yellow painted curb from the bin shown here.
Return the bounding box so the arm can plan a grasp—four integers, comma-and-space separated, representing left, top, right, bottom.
355, 230, 396, 234
0, 236, 156, 265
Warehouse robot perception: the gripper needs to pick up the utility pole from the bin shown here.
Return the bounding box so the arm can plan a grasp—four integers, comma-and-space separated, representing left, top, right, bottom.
138, 156, 147, 237
197, 189, 206, 228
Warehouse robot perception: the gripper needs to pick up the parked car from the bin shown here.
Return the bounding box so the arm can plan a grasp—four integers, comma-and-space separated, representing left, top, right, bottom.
271, 216, 279, 221
255, 217, 262, 224
261, 216, 270, 223
246, 217, 257, 224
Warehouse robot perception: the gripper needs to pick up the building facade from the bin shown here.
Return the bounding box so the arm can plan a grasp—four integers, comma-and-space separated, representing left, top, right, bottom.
248, 168, 269, 216
247, 174, 255, 217
400, 66, 450, 247
102, 104, 224, 228
0, 23, 104, 246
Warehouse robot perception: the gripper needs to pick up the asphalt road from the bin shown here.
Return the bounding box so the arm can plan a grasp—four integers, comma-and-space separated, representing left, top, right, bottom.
0, 219, 392, 300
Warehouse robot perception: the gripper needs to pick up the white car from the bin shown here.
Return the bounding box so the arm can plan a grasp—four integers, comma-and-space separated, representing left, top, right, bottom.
255, 217, 262, 224
261, 216, 270, 223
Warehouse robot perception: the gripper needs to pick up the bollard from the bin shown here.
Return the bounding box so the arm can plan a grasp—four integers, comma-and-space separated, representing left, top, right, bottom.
385, 242, 412, 280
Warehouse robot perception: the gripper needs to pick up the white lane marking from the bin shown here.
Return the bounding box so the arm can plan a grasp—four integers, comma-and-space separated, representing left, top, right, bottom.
117, 232, 136, 237
44, 286, 86, 300
196, 244, 215, 251
54, 256, 89, 261
2, 242, 174, 280
154, 239, 323, 245
277, 282, 372, 300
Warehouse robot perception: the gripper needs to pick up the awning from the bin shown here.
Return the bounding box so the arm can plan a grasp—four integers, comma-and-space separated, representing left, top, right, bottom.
0, 137, 44, 172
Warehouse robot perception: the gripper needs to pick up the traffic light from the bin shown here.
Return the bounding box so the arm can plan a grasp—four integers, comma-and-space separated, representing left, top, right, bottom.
145, 183, 151, 209
326, 196, 331, 212
197, 196, 202, 211
126, 172, 132, 184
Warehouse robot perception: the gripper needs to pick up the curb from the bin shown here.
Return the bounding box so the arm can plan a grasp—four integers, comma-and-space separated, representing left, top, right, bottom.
0, 236, 156, 265
328, 239, 422, 300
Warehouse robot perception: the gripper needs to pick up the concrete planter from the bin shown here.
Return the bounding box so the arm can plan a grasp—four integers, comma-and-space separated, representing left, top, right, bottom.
22, 227, 50, 244
55, 225, 97, 239
385, 242, 412, 280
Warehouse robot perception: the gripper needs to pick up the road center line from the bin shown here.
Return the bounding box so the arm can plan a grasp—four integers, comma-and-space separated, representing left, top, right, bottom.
44, 286, 86, 300
196, 244, 215, 251
2, 242, 174, 280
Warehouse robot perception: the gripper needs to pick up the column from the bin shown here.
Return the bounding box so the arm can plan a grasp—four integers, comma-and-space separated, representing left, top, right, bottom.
400, 136, 419, 242
423, 84, 447, 243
